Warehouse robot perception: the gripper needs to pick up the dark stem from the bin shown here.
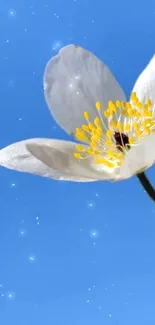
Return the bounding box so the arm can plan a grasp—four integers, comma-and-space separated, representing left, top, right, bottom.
137, 172, 155, 202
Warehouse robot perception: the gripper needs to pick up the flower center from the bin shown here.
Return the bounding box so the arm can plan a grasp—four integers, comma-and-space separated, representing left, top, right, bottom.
73, 92, 155, 169
114, 132, 130, 151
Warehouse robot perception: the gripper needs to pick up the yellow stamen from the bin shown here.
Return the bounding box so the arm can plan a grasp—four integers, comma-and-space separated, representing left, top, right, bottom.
88, 123, 95, 131
105, 140, 113, 146
74, 153, 82, 159
75, 128, 89, 142
124, 123, 131, 131
84, 111, 89, 120
73, 94, 155, 170
108, 101, 117, 113
94, 117, 101, 128
106, 130, 112, 139
116, 100, 121, 107
76, 144, 84, 152
110, 120, 117, 128
130, 92, 138, 102
82, 125, 89, 132
95, 101, 101, 110
129, 137, 135, 145
146, 99, 152, 107
104, 109, 111, 118
94, 158, 115, 168
117, 122, 123, 131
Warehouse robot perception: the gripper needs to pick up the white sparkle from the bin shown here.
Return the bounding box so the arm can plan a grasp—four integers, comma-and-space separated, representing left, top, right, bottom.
6, 291, 16, 300
28, 255, 36, 263
8, 9, 16, 17
36, 216, 40, 226
18, 228, 27, 237
52, 40, 63, 52
87, 201, 96, 210
10, 182, 16, 188
52, 125, 57, 130
89, 229, 99, 239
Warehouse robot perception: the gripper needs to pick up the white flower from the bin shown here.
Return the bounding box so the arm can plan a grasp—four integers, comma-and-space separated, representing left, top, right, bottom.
0, 44, 155, 182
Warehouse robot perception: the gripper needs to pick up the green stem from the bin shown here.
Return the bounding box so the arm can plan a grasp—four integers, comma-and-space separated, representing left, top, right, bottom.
137, 172, 155, 202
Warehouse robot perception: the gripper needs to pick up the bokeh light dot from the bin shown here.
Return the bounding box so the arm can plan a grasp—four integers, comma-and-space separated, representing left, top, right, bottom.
89, 229, 99, 239
18, 228, 27, 237
8, 9, 16, 17
87, 201, 96, 210
6, 291, 16, 300
52, 40, 63, 53
28, 255, 36, 263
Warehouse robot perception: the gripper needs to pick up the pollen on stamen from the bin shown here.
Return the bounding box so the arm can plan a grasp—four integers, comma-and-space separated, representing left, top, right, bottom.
130, 92, 138, 102
76, 144, 84, 151
95, 101, 101, 110
74, 152, 82, 159
84, 111, 89, 120
74, 94, 155, 168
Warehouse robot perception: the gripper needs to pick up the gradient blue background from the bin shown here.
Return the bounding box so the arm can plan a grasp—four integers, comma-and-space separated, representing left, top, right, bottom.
0, 0, 155, 324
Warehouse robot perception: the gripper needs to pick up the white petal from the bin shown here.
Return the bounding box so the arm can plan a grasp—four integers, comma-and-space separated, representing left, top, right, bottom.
0, 139, 93, 182
26, 138, 116, 180
44, 44, 126, 138
0, 139, 64, 180
118, 134, 155, 180
0, 138, 115, 181
132, 55, 155, 108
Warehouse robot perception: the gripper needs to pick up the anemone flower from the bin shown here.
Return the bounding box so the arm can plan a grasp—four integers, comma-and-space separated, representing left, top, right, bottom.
0, 45, 155, 201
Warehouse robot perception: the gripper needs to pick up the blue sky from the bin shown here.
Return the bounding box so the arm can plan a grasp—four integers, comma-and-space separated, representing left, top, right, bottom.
0, 0, 155, 324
